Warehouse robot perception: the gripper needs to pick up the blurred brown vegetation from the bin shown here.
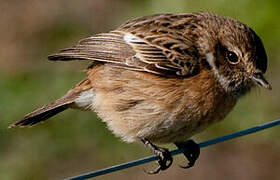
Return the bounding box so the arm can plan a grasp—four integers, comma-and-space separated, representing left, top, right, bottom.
0, 0, 280, 179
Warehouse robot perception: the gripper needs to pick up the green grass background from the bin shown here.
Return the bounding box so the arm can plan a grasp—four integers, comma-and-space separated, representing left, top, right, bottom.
0, 0, 279, 179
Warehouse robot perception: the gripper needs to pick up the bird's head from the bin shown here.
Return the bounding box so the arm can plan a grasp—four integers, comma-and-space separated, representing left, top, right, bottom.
198, 14, 271, 98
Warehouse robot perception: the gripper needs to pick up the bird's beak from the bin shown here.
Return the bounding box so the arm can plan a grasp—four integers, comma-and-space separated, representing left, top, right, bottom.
250, 73, 272, 90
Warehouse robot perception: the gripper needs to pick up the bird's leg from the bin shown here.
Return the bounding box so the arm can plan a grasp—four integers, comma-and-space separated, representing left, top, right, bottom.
141, 138, 173, 174
174, 140, 200, 168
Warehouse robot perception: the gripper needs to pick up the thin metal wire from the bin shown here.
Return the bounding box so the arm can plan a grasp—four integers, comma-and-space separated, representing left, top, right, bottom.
66, 119, 280, 180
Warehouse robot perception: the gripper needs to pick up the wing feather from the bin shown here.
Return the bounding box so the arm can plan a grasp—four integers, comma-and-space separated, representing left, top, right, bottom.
48, 14, 201, 77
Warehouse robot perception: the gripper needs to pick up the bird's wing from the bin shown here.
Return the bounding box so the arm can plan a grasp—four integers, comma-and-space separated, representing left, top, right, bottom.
48, 13, 200, 77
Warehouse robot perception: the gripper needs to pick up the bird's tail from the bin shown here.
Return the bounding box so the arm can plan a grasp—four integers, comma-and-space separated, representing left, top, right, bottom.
9, 79, 92, 128
9, 95, 76, 128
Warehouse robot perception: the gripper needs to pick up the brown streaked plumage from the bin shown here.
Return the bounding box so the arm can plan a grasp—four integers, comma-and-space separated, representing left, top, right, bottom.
10, 12, 271, 173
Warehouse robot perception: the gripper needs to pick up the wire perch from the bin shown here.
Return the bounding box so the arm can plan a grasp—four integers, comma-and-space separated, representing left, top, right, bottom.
66, 119, 280, 180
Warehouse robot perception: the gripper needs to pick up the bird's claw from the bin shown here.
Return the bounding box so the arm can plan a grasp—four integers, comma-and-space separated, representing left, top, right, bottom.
141, 138, 173, 174
146, 147, 173, 174
175, 140, 200, 169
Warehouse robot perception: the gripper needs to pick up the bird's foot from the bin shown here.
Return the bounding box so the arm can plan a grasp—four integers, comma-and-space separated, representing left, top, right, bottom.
141, 138, 173, 174
175, 140, 200, 168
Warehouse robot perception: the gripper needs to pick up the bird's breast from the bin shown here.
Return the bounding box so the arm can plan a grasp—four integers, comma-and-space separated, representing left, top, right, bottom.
145, 70, 237, 143
88, 66, 237, 143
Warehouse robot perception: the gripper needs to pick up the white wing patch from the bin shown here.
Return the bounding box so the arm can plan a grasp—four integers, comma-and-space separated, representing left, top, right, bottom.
122, 32, 197, 77
123, 33, 168, 64
123, 33, 143, 43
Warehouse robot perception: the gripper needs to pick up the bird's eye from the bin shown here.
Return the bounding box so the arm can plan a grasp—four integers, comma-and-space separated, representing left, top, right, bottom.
226, 51, 239, 64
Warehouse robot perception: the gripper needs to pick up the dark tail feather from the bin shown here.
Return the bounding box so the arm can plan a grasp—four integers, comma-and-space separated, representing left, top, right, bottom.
9, 95, 77, 128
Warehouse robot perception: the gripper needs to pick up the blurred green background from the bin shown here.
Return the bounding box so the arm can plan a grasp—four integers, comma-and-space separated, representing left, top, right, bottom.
1, 0, 280, 179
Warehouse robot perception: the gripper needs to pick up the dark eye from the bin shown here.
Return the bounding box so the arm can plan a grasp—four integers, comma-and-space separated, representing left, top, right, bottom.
226, 51, 239, 64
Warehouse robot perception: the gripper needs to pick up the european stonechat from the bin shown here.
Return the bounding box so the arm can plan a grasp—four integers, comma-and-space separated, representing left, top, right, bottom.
10, 12, 271, 173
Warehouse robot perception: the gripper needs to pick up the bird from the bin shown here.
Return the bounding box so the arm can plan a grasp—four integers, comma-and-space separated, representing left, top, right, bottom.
9, 12, 271, 174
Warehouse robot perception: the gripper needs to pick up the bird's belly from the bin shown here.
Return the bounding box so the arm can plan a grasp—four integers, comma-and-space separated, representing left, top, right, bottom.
89, 66, 237, 144
93, 87, 236, 144
143, 99, 236, 143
